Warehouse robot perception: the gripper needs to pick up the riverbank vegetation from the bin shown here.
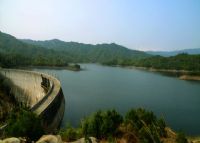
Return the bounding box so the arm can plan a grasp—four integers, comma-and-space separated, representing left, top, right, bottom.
103, 53, 200, 78
0, 52, 81, 70
0, 107, 191, 143
134, 54, 200, 72
59, 108, 188, 143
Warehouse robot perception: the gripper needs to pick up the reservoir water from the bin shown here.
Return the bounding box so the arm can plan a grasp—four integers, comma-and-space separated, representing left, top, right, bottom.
34, 64, 200, 135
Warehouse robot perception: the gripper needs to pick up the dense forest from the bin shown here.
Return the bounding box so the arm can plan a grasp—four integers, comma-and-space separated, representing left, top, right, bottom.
0, 32, 74, 67
0, 31, 149, 68
21, 39, 150, 62
1, 31, 200, 73
134, 54, 200, 71
103, 54, 200, 72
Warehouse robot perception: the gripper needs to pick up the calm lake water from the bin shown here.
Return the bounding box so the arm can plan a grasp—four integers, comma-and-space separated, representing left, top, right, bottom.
34, 64, 200, 135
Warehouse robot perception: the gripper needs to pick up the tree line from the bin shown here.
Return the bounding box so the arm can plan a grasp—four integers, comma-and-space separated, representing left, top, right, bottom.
103, 53, 200, 72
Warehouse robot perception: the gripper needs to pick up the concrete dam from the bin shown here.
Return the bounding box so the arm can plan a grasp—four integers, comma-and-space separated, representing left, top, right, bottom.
0, 69, 65, 133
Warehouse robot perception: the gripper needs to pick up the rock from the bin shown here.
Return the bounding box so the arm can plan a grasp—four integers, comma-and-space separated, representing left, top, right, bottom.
192, 140, 200, 143
68, 137, 97, 143
36, 135, 63, 143
2, 137, 20, 143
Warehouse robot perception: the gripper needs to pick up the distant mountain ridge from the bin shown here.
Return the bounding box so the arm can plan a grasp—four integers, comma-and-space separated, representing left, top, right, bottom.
1, 31, 200, 72
21, 39, 150, 62
147, 48, 200, 57
0, 31, 150, 67
22, 39, 200, 58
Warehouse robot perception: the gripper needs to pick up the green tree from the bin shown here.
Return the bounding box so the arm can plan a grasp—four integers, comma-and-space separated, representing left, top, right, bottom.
101, 110, 123, 138
5, 108, 44, 141
81, 110, 122, 139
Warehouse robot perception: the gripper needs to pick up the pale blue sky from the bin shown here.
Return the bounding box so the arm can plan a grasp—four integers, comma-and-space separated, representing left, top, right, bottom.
0, 0, 200, 51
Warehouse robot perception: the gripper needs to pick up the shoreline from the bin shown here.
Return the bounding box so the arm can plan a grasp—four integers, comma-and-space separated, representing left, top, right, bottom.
105, 64, 200, 81
139, 68, 200, 81
17, 65, 82, 71
132, 66, 200, 81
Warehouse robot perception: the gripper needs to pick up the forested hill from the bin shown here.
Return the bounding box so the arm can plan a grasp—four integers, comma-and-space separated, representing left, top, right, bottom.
0, 31, 74, 67
1, 31, 200, 72
0, 31, 150, 67
21, 39, 150, 62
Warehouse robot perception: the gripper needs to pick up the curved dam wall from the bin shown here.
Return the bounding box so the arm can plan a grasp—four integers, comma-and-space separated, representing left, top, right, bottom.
0, 69, 65, 133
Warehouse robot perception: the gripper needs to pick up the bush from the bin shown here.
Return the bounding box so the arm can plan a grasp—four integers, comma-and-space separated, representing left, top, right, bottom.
81, 110, 123, 139
125, 108, 166, 143
176, 132, 188, 143
60, 108, 181, 143
5, 108, 44, 141
101, 110, 123, 138
125, 108, 157, 130
59, 124, 82, 141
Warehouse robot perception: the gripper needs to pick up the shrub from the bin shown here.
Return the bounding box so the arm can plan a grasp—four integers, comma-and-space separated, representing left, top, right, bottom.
81, 110, 123, 139
125, 108, 157, 130
101, 110, 123, 138
5, 108, 44, 141
59, 124, 82, 142
176, 132, 188, 143
60, 108, 181, 143
125, 108, 166, 143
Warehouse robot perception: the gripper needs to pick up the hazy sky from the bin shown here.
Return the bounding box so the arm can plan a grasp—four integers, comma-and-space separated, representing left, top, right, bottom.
0, 0, 200, 51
